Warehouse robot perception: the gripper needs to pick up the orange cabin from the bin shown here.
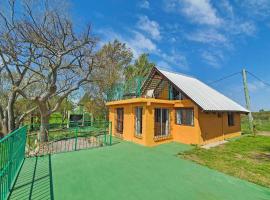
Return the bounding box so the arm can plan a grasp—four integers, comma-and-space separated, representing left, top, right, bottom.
106, 67, 249, 146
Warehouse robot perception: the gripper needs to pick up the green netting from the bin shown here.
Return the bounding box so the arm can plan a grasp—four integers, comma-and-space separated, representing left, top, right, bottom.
106, 77, 145, 101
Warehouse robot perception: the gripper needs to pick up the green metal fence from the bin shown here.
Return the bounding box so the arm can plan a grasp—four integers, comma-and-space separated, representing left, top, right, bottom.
25, 121, 112, 157
0, 126, 27, 200
0, 121, 112, 199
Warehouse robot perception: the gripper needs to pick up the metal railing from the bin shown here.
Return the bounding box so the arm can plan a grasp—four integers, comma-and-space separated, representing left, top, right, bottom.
0, 121, 112, 199
0, 126, 27, 200
106, 77, 145, 101
25, 121, 112, 157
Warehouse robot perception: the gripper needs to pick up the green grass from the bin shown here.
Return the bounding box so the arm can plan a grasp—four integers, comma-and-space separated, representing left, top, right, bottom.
10, 141, 270, 200
181, 135, 270, 188
242, 111, 270, 134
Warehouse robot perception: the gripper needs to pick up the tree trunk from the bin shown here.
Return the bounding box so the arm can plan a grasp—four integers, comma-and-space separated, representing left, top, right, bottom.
7, 93, 16, 132
1, 111, 9, 135
1, 121, 8, 135
38, 102, 50, 142
39, 114, 49, 142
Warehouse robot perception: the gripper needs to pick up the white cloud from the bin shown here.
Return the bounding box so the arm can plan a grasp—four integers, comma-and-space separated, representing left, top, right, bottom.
239, 0, 270, 17
201, 51, 224, 68
138, 0, 150, 9
97, 28, 189, 71
156, 60, 170, 69
235, 21, 256, 36
165, 0, 222, 26
157, 50, 189, 70
97, 29, 157, 59
186, 29, 228, 44
221, 0, 233, 16
248, 81, 266, 93
137, 16, 161, 40
128, 31, 157, 58
182, 0, 222, 25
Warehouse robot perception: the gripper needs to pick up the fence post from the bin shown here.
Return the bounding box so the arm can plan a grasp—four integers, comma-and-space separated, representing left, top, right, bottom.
8, 134, 14, 191
74, 125, 78, 151
109, 121, 112, 145
104, 122, 107, 145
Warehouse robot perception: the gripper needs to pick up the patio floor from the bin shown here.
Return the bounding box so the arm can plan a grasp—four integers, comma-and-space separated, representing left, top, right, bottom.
9, 140, 270, 200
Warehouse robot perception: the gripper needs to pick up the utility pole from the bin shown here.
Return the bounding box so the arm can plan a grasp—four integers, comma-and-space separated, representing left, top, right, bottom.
242, 68, 254, 135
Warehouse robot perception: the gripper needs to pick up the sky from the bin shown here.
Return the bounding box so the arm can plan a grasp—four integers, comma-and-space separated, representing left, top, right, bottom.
70, 0, 270, 111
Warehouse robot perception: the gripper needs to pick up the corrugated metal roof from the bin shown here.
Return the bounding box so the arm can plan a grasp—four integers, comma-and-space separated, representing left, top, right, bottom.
158, 68, 249, 113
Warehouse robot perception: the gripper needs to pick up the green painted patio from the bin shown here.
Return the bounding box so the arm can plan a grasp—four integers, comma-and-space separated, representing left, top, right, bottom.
9, 141, 270, 200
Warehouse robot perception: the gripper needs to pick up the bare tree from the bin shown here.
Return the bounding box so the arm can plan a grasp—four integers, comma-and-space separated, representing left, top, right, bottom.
0, 0, 38, 134
0, 0, 97, 141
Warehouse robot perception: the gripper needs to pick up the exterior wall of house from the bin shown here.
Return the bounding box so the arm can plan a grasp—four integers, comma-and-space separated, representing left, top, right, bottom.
109, 101, 148, 146
107, 98, 242, 146
157, 82, 169, 100
172, 101, 201, 144
198, 111, 241, 144
108, 98, 176, 146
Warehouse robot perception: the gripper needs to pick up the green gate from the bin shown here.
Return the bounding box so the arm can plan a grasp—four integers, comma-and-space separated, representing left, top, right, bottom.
0, 126, 27, 200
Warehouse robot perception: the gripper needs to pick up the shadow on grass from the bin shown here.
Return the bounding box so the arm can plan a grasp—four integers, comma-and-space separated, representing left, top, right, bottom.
9, 155, 54, 200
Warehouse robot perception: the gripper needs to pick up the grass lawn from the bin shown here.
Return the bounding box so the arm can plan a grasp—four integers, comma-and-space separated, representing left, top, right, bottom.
10, 140, 270, 200
242, 111, 270, 134
181, 135, 270, 188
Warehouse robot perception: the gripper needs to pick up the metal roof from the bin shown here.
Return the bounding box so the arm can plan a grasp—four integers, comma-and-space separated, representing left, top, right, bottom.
157, 68, 249, 113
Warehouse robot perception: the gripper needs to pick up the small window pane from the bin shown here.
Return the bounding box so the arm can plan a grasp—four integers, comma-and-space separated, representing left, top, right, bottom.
176, 108, 194, 126
228, 113, 234, 126
135, 107, 143, 135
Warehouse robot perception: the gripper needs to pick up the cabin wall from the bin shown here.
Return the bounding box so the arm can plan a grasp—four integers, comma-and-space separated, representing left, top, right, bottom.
108, 99, 242, 147
109, 102, 148, 146
171, 101, 201, 145
157, 82, 169, 100
198, 112, 241, 144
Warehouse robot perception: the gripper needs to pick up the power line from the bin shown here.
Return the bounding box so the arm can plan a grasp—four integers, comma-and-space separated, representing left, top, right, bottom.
208, 71, 241, 85
246, 71, 270, 87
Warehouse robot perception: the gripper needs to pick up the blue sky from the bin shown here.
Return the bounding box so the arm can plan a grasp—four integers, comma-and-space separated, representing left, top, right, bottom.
71, 0, 270, 111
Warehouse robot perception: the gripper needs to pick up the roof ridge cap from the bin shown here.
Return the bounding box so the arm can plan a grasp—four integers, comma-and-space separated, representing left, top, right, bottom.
156, 67, 195, 79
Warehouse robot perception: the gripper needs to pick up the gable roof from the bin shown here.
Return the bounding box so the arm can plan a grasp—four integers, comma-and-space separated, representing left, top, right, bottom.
156, 68, 249, 113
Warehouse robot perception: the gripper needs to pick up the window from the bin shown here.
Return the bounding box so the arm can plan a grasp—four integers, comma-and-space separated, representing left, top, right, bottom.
135, 107, 143, 136
228, 113, 234, 126
176, 108, 194, 126
154, 108, 170, 137
172, 87, 185, 100
116, 108, 124, 133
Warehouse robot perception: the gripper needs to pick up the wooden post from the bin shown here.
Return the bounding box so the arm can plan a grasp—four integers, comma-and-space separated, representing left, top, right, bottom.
242, 69, 254, 135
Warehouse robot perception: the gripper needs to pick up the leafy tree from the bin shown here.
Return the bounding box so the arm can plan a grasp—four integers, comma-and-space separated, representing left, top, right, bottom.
79, 93, 106, 119
124, 53, 155, 80
84, 40, 133, 117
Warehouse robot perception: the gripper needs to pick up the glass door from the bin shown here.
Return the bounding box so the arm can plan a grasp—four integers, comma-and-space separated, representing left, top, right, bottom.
116, 108, 124, 134
154, 108, 169, 137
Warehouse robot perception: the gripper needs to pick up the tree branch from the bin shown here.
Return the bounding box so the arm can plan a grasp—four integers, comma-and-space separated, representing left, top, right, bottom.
18, 106, 37, 124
